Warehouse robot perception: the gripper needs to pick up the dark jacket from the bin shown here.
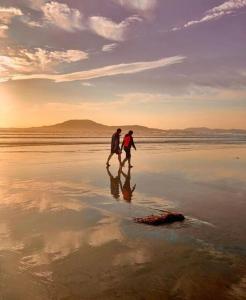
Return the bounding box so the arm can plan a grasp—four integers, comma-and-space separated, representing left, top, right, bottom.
111, 132, 120, 152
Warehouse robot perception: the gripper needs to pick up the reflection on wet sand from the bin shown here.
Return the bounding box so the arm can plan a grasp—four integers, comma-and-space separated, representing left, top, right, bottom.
0, 145, 245, 299
106, 167, 121, 200
106, 166, 136, 203
120, 168, 136, 203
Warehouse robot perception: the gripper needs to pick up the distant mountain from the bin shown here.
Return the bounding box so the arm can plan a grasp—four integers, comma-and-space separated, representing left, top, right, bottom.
0, 120, 164, 136
41, 120, 108, 130
38, 120, 165, 135
1, 120, 246, 136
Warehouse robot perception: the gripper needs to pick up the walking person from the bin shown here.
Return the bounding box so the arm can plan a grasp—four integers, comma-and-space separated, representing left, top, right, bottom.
106, 128, 122, 166
121, 130, 136, 168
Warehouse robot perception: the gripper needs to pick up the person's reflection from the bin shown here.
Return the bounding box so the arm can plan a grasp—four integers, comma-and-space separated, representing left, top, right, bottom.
106, 166, 121, 200
120, 167, 136, 203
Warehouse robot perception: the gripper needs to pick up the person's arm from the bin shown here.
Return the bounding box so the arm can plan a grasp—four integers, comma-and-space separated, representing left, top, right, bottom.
121, 137, 124, 151
131, 184, 136, 193
132, 137, 136, 150
112, 134, 118, 151
111, 134, 115, 149
119, 178, 123, 192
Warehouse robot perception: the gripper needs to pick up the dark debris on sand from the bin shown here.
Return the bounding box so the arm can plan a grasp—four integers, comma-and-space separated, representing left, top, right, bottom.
134, 212, 185, 226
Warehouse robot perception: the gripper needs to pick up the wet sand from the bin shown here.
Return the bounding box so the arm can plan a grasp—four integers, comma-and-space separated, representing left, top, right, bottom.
0, 143, 245, 300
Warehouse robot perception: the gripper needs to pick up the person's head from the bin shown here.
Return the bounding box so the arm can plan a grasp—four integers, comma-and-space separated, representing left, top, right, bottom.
116, 128, 122, 134
128, 130, 133, 136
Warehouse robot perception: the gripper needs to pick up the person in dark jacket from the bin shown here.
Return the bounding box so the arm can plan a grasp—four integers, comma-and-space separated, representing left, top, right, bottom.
121, 130, 136, 168
106, 166, 121, 200
106, 128, 122, 166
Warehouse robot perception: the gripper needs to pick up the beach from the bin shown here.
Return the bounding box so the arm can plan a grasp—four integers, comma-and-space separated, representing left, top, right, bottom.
1, 0, 245, 296
0, 137, 245, 300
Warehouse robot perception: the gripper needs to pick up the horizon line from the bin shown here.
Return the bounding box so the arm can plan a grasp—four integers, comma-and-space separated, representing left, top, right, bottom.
0, 119, 246, 131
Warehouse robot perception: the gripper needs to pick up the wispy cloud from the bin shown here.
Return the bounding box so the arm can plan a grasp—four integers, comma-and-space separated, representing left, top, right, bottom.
41, 1, 84, 31
0, 48, 88, 82
18, 0, 150, 43
82, 82, 95, 87
118, 88, 234, 103
209, 0, 246, 13
89, 15, 142, 41
114, 0, 157, 12
20, 16, 43, 27
11, 56, 186, 83
102, 43, 118, 52
23, 1, 142, 41
21, 1, 84, 30
115, 87, 246, 108
0, 6, 23, 37
173, 0, 246, 30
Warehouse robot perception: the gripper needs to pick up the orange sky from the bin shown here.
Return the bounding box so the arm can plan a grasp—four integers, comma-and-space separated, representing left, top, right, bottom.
1, 84, 245, 129
0, 0, 246, 129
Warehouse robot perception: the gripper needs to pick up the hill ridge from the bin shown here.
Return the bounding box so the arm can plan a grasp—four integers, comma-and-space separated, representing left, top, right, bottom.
0, 119, 246, 136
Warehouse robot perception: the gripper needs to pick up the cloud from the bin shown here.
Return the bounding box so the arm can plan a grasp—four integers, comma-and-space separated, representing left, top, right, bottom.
26, 0, 47, 10
21, 49, 88, 70
0, 6, 23, 37
20, 15, 43, 27
209, 0, 246, 13
11, 55, 186, 83
47, 49, 88, 62
41, 1, 84, 31
117, 92, 166, 104
0, 25, 8, 38
116, 87, 246, 104
20, 1, 84, 31
89, 15, 142, 41
22, 1, 143, 40
0, 48, 88, 82
82, 82, 95, 87
102, 43, 118, 52
182, 11, 226, 28
115, 0, 157, 12
173, 0, 246, 30
0, 7, 23, 23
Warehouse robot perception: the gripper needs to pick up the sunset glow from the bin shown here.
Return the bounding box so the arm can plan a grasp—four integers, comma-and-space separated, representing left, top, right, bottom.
0, 0, 245, 129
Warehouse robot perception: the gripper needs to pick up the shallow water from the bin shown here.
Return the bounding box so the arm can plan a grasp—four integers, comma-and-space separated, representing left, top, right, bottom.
1, 132, 246, 147
0, 142, 245, 300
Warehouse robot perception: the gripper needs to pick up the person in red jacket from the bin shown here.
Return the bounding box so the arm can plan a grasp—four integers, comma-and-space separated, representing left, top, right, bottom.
106, 128, 122, 166
120, 167, 136, 202
121, 130, 136, 168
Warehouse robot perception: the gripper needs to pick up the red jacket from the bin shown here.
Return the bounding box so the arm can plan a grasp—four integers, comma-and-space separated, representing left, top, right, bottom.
122, 134, 136, 150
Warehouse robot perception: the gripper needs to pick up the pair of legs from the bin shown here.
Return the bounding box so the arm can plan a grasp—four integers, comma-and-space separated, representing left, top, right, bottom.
121, 148, 133, 168
106, 151, 121, 166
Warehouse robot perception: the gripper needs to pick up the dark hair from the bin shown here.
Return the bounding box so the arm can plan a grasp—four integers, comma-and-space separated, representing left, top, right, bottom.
128, 130, 133, 135
117, 128, 122, 133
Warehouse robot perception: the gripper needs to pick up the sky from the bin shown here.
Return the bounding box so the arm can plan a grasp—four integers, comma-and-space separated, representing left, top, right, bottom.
0, 0, 245, 129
